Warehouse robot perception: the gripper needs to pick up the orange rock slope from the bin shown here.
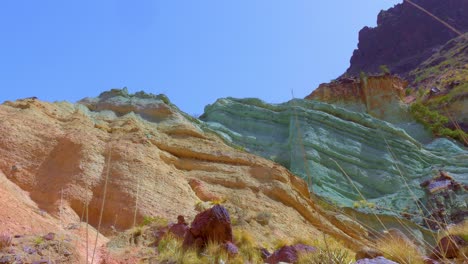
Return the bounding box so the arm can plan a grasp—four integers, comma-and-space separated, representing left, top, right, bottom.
0, 92, 371, 262
306, 75, 408, 123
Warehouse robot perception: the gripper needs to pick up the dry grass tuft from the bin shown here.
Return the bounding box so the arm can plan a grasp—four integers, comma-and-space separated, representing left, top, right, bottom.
141, 215, 168, 228
201, 240, 229, 263
157, 233, 202, 263
298, 235, 354, 264
297, 247, 352, 264
272, 237, 291, 250
444, 220, 468, 242
376, 236, 425, 264
0, 232, 12, 250
233, 228, 262, 263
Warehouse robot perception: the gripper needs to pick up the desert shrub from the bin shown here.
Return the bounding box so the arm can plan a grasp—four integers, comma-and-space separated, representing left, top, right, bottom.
194, 200, 212, 212
410, 102, 468, 142
292, 237, 316, 247
233, 144, 246, 152
272, 237, 291, 250
255, 211, 272, 226
405, 88, 412, 96
229, 207, 247, 227
209, 198, 227, 205
380, 64, 390, 74
352, 200, 376, 209
156, 94, 171, 105
444, 221, 468, 242
233, 228, 262, 263
33, 236, 44, 246
157, 233, 202, 264
297, 247, 352, 264
200, 240, 229, 263
376, 236, 425, 264
293, 235, 354, 263
141, 215, 168, 227
0, 232, 12, 250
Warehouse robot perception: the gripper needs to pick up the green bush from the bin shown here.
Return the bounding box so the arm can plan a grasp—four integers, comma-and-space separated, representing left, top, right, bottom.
410, 102, 468, 142
380, 65, 391, 74
141, 215, 168, 227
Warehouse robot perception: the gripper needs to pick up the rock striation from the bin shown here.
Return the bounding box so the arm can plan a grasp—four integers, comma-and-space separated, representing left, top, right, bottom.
305, 74, 432, 142
201, 97, 468, 226
345, 0, 468, 77
0, 90, 372, 258
306, 75, 409, 122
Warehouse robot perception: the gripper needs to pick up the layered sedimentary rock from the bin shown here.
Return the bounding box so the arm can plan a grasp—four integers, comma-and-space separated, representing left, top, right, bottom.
306, 75, 407, 122
345, 0, 468, 77
201, 97, 468, 225
305, 75, 431, 142
0, 90, 370, 254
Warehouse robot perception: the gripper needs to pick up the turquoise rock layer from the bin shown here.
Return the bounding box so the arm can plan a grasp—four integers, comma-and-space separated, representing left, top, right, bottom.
201, 98, 468, 220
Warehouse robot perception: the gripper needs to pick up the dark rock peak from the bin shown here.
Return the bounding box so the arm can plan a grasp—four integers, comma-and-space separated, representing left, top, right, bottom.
345, 0, 468, 77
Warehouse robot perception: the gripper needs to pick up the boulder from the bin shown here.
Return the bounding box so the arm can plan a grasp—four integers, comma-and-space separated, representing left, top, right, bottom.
223, 241, 239, 256
431, 235, 466, 259
265, 244, 317, 264
354, 256, 399, 264
355, 247, 383, 260
168, 215, 189, 239
43, 232, 55, 241
183, 205, 233, 249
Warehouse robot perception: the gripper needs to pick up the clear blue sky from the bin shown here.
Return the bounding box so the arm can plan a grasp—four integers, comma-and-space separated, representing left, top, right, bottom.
0, 0, 402, 115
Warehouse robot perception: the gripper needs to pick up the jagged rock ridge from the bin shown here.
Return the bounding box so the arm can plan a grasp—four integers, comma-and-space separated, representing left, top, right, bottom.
345, 0, 468, 77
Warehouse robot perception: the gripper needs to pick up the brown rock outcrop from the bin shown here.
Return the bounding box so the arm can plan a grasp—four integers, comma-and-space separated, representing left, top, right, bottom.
305, 75, 408, 122
431, 235, 467, 259
182, 205, 233, 249
168, 215, 189, 239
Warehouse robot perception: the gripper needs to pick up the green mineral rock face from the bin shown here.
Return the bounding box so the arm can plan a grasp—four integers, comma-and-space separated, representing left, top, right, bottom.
201, 97, 468, 222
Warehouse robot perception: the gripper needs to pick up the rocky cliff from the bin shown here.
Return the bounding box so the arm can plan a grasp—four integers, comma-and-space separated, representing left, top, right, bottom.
305, 74, 432, 142
345, 0, 468, 77
0, 90, 377, 262
201, 97, 468, 227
